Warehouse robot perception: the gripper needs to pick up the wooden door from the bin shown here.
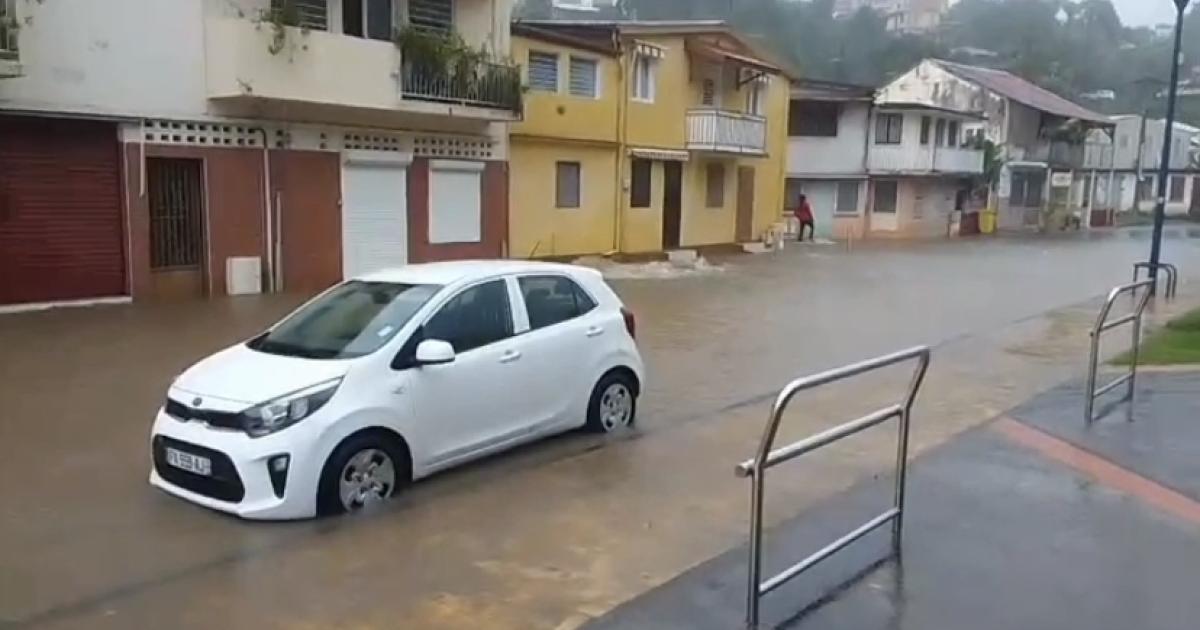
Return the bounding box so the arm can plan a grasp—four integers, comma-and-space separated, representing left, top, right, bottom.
662, 161, 682, 250
736, 166, 755, 242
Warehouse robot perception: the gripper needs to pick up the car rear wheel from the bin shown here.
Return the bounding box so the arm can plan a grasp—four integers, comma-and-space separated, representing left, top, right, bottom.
318, 433, 408, 516
586, 372, 637, 433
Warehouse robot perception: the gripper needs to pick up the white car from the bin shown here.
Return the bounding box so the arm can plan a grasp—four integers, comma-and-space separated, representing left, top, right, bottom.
149, 261, 644, 520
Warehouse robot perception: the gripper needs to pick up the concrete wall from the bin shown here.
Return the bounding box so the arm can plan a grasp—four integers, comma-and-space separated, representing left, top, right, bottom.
876, 60, 1009, 144
787, 101, 871, 177
0, 0, 510, 123
509, 140, 618, 258
511, 35, 620, 144
623, 35, 689, 151
868, 178, 958, 238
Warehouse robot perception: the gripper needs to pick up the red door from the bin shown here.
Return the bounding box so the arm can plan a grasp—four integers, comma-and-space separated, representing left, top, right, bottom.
0, 116, 125, 305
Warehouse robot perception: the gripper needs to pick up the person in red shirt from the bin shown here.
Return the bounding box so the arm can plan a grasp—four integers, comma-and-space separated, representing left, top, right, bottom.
794, 194, 815, 242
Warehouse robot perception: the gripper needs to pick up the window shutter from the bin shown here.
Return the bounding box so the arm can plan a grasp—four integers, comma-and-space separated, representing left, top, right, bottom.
529, 52, 559, 92
272, 0, 329, 30
408, 0, 452, 35
568, 56, 598, 97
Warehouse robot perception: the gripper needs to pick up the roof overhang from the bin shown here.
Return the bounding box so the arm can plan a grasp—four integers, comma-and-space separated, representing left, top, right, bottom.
685, 39, 780, 77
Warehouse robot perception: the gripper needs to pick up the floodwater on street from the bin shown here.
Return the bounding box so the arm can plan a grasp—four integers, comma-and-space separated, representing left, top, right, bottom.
2, 228, 1200, 630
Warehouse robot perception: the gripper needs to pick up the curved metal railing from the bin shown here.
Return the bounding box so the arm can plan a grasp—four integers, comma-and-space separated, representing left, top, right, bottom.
1085, 280, 1154, 423
734, 346, 931, 629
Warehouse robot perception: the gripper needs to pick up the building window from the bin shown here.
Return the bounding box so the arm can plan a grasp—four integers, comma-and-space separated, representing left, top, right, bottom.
556, 161, 581, 208
875, 113, 903, 145
920, 116, 931, 145
747, 82, 766, 116
947, 120, 960, 147
934, 119, 946, 146
429, 161, 483, 244
873, 180, 898, 214
1170, 175, 1186, 202
273, 0, 329, 30
836, 181, 860, 215
1011, 171, 1045, 207
705, 162, 725, 208
528, 51, 559, 92
1137, 176, 1155, 202
630, 158, 652, 208
407, 0, 453, 35
342, 0, 393, 41
789, 101, 839, 137
568, 55, 599, 98
701, 78, 717, 106
633, 54, 657, 102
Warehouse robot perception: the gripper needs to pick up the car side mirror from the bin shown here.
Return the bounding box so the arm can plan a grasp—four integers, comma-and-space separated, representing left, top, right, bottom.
415, 339, 456, 366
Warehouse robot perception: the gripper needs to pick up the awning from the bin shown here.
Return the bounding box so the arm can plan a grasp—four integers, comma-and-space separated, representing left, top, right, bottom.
634, 41, 666, 59
686, 39, 780, 76
629, 147, 689, 162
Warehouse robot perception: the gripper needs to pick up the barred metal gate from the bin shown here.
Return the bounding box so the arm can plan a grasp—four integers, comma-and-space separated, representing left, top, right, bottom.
148, 158, 204, 271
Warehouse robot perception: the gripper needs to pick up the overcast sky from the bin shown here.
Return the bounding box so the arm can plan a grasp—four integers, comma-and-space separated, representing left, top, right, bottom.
1110, 0, 1182, 27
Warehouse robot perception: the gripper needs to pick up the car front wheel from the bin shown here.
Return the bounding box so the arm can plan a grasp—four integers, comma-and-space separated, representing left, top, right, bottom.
586, 371, 638, 433
318, 432, 408, 516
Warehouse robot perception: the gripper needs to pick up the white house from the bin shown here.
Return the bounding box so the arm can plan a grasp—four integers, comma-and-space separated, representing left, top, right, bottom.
0, 0, 519, 309
785, 77, 984, 240
785, 79, 875, 240
1096, 115, 1200, 216
877, 59, 1115, 230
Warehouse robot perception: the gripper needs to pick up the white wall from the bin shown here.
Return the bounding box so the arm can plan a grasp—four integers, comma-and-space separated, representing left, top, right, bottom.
876, 60, 1008, 144
0, 0, 514, 121
0, 0, 211, 119
787, 101, 870, 177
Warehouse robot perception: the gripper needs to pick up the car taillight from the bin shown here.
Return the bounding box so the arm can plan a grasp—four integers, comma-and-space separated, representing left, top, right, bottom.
621, 307, 636, 339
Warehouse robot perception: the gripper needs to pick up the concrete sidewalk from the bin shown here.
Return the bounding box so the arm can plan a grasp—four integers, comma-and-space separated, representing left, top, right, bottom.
584, 371, 1200, 630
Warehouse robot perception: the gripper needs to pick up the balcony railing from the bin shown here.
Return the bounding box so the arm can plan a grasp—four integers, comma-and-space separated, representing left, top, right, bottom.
868, 145, 983, 174
686, 109, 767, 155
401, 59, 522, 113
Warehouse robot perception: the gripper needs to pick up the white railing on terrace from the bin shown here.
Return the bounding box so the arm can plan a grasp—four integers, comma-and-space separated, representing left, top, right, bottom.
686, 109, 767, 155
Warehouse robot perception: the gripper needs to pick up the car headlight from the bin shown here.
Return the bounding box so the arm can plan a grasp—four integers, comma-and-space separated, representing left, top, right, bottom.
239, 378, 341, 438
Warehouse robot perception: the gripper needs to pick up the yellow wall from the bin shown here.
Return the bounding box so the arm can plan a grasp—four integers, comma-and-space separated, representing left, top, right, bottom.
509, 140, 619, 258
511, 36, 620, 144
509, 29, 793, 256
619, 158, 666, 253
623, 35, 689, 150
681, 158, 736, 246
752, 77, 789, 238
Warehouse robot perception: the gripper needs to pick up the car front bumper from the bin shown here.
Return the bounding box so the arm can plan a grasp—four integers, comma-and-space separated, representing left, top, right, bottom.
149, 410, 321, 520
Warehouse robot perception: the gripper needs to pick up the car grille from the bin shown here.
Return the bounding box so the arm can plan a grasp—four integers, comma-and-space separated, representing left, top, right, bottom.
153, 435, 245, 503
165, 398, 243, 431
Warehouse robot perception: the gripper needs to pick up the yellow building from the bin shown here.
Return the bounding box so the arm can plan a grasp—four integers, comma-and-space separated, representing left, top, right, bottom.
508, 21, 791, 258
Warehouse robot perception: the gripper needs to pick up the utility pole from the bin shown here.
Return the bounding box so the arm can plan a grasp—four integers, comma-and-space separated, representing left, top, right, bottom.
1149, 0, 1191, 291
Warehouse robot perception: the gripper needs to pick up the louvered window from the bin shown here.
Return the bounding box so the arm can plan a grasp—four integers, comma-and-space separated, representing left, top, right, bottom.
409, 0, 453, 35
528, 51, 559, 92
568, 56, 598, 98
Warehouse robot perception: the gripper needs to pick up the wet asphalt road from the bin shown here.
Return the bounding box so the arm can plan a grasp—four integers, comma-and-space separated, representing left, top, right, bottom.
2, 228, 1199, 629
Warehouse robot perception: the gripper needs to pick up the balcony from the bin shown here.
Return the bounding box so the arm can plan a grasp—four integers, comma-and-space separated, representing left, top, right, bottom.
686, 109, 767, 156
869, 145, 983, 175
0, 1, 21, 78
204, 17, 520, 122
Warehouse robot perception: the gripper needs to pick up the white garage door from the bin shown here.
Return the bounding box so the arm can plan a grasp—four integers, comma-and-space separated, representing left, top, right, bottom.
342, 162, 408, 279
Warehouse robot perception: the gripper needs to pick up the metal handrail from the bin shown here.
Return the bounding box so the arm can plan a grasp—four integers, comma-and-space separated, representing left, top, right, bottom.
734, 346, 931, 629
1085, 280, 1154, 423
1133, 262, 1179, 299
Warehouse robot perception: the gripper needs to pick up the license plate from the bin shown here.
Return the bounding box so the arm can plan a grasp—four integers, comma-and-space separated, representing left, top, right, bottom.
166, 447, 212, 477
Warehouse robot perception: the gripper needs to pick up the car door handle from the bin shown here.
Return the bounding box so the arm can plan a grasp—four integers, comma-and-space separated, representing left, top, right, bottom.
586, 326, 605, 338
499, 350, 522, 364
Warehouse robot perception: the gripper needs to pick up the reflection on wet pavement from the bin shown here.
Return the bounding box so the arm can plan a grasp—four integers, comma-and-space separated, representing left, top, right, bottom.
1, 229, 1199, 629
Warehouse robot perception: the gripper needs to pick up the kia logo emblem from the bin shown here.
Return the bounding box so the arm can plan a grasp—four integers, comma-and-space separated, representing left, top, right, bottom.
192, 397, 203, 407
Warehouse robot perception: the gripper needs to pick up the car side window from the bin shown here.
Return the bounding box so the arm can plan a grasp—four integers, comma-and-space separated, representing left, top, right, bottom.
424, 280, 513, 353
519, 275, 596, 331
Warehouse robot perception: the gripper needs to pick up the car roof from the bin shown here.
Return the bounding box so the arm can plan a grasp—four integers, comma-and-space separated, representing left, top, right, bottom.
354, 260, 594, 286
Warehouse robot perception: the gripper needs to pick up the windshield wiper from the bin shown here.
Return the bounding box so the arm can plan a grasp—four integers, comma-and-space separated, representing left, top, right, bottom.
249, 339, 340, 359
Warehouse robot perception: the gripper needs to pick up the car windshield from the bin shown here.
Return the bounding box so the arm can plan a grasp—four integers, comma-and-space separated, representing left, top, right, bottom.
247, 281, 442, 360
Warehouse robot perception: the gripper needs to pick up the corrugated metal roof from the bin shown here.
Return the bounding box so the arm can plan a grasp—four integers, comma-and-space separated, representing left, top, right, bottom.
934, 60, 1112, 125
